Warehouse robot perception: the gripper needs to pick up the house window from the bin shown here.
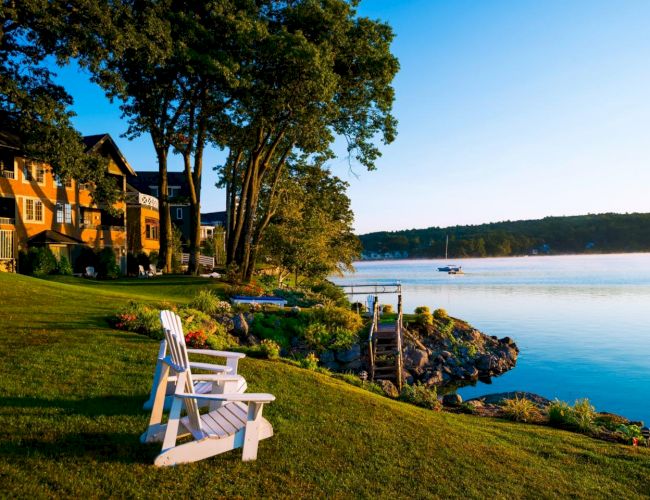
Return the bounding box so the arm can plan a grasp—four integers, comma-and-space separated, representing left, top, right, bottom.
149, 185, 159, 197
176, 207, 183, 220
24, 198, 44, 223
145, 219, 159, 240
55, 175, 72, 188
57, 203, 72, 223
23, 161, 45, 184
23, 161, 34, 181
168, 186, 180, 198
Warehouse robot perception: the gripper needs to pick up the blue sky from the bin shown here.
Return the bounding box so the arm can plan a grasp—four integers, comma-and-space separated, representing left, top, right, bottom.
52, 0, 650, 233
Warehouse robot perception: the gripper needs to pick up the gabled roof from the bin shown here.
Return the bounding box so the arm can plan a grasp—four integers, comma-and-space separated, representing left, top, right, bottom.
83, 134, 136, 176
0, 130, 21, 150
27, 230, 85, 245
128, 171, 191, 199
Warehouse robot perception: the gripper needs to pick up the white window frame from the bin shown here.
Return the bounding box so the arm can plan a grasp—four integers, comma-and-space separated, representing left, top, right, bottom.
23, 160, 46, 185
56, 202, 72, 224
168, 186, 180, 198
55, 175, 73, 188
176, 207, 183, 220
23, 197, 45, 223
149, 185, 159, 197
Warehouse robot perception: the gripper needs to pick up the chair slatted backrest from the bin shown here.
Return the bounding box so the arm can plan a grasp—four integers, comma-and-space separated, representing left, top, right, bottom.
160, 310, 203, 435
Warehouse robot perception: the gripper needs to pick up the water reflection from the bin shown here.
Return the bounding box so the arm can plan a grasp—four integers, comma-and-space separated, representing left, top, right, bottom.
332, 254, 650, 422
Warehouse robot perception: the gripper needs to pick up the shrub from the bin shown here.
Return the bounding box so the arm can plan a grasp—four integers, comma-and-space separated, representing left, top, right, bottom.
260, 339, 281, 360
309, 280, 349, 307
501, 396, 541, 423
414, 306, 430, 314
399, 383, 441, 410
308, 306, 363, 334
547, 398, 596, 432
251, 313, 300, 347
433, 308, 448, 320
225, 283, 264, 298
382, 304, 394, 314
185, 330, 209, 348
113, 302, 162, 339
300, 352, 319, 370
189, 289, 221, 315
572, 398, 596, 432
97, 247, 120, 279
54, 256, 73, 276
178, 308, 218, 336
18, 247, 57, 277
616, 424, 643, 444
415, 311, 433, 326
548, 400, 574, 428
205, 326, 238, 351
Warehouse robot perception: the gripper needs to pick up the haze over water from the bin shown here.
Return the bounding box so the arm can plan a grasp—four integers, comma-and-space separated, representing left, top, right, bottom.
332, 253, 650, 423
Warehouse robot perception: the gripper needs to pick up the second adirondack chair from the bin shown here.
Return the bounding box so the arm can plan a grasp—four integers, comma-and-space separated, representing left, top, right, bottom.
142, 314, 275, 465
143, 310, 247, 410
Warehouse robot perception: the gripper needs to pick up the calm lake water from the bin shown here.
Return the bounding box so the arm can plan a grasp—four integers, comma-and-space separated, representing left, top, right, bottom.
331, 254, 650, 423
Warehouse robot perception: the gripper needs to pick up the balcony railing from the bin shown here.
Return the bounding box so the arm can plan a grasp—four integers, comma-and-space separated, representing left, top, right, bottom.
126, 191, 159, 210
0, 170, 15, 180
0, 217, 15, 225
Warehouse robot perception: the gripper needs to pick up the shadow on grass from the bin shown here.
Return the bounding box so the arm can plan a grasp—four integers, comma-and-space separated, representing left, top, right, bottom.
0, 432, 157, 464
0, 395, 146, 418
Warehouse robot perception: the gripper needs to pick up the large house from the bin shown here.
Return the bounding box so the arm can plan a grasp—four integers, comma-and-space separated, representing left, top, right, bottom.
0, 131, 153, 273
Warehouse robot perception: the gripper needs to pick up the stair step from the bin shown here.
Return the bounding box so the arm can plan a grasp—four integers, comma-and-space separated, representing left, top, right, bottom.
374, 366, 398, 372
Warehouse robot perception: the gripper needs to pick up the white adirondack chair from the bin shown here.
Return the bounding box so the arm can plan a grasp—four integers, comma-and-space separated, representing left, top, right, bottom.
143, 310, 247, 410
138, 265, 149, 278
142, 316, 275, 465
85, 266, 98, 278
149, 264, 163, 276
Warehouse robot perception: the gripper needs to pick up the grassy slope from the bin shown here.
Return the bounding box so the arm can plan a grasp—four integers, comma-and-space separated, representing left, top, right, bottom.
0, 273, 648, 498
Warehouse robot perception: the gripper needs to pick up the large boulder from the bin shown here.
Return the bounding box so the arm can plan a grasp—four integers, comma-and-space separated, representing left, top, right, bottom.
336, 344, 361, 363
379, 380, 399, 398
442, 393, 463, 407
425, 370, 443, 386
232, 313, 249, 338
406, 348, 429, 373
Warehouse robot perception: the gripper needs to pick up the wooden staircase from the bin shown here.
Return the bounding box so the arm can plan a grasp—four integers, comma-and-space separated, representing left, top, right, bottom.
368, 296, 404, 390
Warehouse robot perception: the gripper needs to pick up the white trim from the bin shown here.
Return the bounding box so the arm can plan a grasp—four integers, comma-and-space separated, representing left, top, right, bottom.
21, 160, 47, 186
22, 196, 45, 223
176, 207, 183, 220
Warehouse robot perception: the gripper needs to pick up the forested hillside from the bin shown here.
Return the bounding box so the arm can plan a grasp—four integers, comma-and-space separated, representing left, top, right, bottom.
359, 213, 650, 258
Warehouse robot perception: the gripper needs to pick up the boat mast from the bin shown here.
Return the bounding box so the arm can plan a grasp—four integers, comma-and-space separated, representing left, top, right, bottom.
445, 234, 448, 260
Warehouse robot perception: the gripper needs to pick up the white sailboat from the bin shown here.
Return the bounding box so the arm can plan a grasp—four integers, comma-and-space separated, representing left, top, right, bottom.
437, 235, 462, 273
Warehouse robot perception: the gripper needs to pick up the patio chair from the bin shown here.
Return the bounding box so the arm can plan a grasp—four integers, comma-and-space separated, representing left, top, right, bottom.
149, 264, 163, 276
85, 266, 98, 278
142, 312, 275, 465
143, 310, 247, 411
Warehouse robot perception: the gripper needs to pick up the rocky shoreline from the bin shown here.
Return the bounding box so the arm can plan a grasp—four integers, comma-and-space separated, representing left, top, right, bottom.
402, 314, 519, 389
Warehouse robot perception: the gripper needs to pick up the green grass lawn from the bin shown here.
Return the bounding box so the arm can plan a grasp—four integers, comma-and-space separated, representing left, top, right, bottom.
1, 273, 649, 498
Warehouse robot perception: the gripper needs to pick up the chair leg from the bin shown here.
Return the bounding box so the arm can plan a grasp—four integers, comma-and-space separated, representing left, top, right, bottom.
242, 403, 263, 461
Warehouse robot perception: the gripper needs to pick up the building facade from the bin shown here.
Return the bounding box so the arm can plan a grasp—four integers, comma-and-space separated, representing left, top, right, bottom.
0, 132, 135, 273
126, 186, 160, 256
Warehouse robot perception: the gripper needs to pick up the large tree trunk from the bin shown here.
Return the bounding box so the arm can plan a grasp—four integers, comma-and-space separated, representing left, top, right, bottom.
155, 146, 173, 273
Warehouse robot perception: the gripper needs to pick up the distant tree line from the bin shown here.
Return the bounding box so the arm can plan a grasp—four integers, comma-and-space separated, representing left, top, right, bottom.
360, 213, 650, 258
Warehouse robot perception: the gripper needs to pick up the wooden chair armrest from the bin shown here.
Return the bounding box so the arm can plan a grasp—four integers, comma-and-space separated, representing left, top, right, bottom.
186, 349, 246, 359
174, 393, 275, 403
190, 374, 242, 382
188, 361, 232, 373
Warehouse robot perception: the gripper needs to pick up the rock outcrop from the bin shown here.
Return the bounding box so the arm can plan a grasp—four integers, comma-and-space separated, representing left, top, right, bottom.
402, 316, 518, 389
